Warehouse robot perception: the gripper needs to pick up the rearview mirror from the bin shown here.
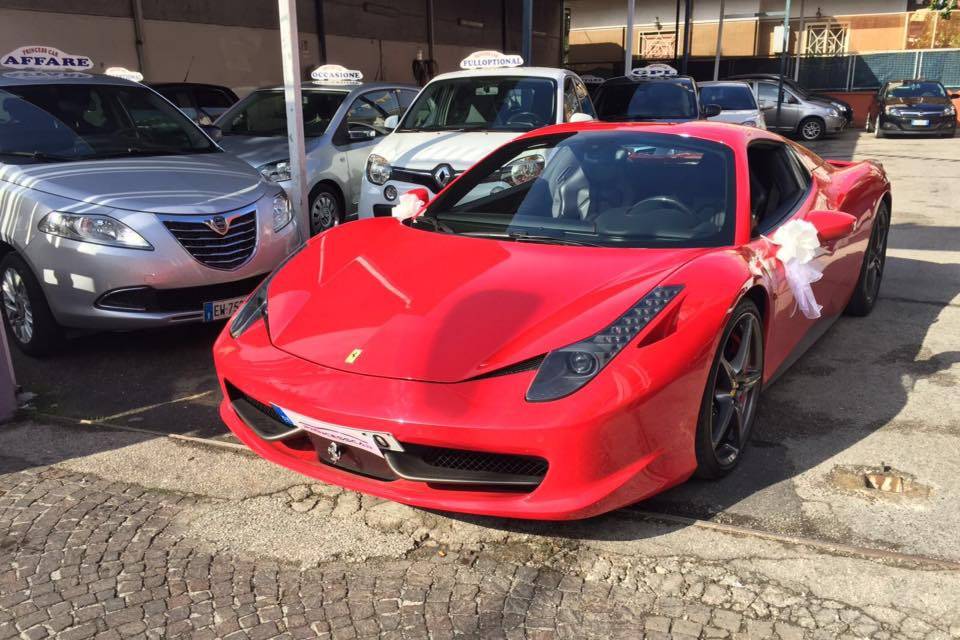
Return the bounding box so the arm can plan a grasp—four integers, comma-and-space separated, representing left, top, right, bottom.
950, 93, 960, 100
701, 104, 722, 118
805, 210, 856, 242
200, 124, 223, 142
384, 115, 399, 129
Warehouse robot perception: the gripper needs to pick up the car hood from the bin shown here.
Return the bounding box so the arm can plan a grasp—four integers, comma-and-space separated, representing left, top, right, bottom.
0, 153, 267, 214
373, 130, 521, 171
886, 96, 953, 110
218, 135, 324, 169
266, 218, 705, 383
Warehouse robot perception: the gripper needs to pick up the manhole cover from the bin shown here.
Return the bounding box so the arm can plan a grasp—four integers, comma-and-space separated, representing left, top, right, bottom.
828, 464, 931, 500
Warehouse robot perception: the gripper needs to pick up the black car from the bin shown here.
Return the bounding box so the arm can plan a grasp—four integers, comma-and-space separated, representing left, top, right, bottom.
865, 79, 958, 138
150, 82, 239, 125
726, 73, 853, 124
594, 64, 720, 122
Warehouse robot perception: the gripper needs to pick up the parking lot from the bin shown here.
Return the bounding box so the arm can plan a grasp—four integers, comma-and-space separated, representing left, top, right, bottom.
4, 129, 960, 638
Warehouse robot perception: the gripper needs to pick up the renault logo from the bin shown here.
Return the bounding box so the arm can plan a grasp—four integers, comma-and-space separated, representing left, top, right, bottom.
432, 164, 454, 188
203, 215, 230, 236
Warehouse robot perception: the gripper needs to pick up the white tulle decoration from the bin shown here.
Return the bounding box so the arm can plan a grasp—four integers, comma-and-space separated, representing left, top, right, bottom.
391, 193, 425, 221
770, 219, 824, 319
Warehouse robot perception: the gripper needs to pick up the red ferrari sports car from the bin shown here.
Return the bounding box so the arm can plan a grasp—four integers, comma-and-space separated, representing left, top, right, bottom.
213, 121, 890, 520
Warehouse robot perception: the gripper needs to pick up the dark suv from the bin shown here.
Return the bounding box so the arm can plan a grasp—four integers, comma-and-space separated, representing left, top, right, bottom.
865, 79, 958, 138
594, 64, 719, 122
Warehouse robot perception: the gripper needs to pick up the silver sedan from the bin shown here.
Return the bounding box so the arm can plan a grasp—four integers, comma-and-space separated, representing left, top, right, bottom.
0, 73, 299, 355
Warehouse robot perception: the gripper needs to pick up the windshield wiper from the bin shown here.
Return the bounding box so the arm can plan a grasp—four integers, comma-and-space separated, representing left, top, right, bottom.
462, 230, 600, 247
0, 150, 78, 163
409, 216, 454, 233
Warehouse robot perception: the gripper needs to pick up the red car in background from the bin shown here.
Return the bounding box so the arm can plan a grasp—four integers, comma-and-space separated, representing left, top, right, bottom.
213, 121, 891, 520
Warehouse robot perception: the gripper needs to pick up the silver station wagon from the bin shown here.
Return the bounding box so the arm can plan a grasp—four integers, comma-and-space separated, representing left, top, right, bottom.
0, 72, 299, 355
217, 81, 418, 235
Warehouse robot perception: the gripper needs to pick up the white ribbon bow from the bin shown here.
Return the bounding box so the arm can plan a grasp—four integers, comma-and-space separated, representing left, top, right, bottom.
391, 193, 425, 221
770, 219, 824, 320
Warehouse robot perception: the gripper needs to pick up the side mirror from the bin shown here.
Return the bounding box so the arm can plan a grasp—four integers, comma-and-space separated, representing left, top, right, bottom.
569, 112, 594, 123
805, 210, 856, 242
702, 104, 722, 118
950, 93, 960, 100
348, 129, 376, 141
201, 124, 223, 142
384, 115, 399, 129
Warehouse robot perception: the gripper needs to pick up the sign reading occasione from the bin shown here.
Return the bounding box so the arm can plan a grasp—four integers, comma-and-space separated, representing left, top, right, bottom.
1, 45, 93, 70
460, 50, 524, 70
310, 64, 363, 83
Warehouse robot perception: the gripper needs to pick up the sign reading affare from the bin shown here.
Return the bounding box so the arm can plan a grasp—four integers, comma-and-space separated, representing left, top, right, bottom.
460, 50, 524, 70
1, 45, 93, 71
310, 64, 363, 84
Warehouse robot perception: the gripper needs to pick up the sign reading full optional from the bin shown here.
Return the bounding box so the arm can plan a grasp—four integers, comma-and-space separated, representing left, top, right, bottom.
1, 46, 93, 70
460, 50, 524, 70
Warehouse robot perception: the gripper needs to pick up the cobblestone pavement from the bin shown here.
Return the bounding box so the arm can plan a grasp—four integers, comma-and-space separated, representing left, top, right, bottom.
2, 463, 956, 640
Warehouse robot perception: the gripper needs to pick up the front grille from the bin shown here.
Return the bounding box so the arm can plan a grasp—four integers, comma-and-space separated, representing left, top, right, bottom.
418, 446, 548, 478
392, 167, 460, 193
225, 380, 300, 440
163, 210, 257, 270
385, 443, 548, 490
372, 204, 394, 218
96, 274, 266, 313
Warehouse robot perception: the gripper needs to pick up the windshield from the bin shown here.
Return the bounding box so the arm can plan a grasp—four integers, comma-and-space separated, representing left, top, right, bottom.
700, 85, 757, 111
0, 83, 216, 162
397, 76, 556, 132
219, 89, 347, 137
420, 131, 735, 248
594, 81, 698, 121
885, 81, 947, 99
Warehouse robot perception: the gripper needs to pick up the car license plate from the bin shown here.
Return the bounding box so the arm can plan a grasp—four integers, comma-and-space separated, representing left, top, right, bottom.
911, 119, 929, 126
203, 296, 246, 322
271, 405, 401, 458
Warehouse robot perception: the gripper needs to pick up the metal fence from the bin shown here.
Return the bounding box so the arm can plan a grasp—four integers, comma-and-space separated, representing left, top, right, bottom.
570, 47, 960, 92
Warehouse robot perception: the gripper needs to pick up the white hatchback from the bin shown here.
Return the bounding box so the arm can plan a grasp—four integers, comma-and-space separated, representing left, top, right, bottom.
358, 56, 595, 218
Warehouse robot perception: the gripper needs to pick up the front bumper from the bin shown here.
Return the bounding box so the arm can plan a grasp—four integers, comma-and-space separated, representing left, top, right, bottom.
882, 112, 956, 135
824, 113, 846, 135
213, 318, 707, 520
24, 199, 300, 330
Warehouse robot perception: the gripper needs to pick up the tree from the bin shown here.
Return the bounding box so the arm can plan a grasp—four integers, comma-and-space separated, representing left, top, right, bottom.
929, 0, 957, 18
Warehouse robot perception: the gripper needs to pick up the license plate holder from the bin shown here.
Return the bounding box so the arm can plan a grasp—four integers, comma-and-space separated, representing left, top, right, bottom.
271, 405, 402, 458
911, 119, 929, 126
203, 296, 246, 322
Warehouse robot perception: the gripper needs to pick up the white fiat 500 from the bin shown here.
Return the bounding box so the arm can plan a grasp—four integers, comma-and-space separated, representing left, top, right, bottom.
358, 52, 596, 218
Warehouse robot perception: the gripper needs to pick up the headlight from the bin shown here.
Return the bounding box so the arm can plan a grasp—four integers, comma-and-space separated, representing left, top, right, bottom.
259, 159, 291, 183
230, 243, 305, 338
500, 154, 544, 186
366, 154, 391, 185
886, 106, 902, 117
740, 119, 758, 127
272, 192, 293, 231
38, 212, 152, 249
827, 108, 840, 118
944, 105, 956, 116
526, 285, 683, 402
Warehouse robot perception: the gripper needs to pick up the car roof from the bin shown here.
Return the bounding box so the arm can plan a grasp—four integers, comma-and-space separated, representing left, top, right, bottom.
513, 119, 779, 147
430, 67, 572, 82
250, 81, 417, 95
600, 75, 696, 86
699, 80, 752, 88
149, 82, 235, 92
884, 78, 942, 84
0, 71, 141, 88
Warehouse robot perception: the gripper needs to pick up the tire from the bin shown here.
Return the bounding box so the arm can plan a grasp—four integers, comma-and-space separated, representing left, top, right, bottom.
0, 253, 62, 356
308, 184, 343, 236
845, 202, 890, 317
874, 115, 884, 138
694, 299, 764, 479
864, 114, 873, 133
798, 117, 825, 141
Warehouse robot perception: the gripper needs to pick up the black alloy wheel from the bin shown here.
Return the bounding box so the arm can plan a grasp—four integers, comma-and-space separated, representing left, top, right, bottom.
695, 300, 764, 478
845, 203, 889, 316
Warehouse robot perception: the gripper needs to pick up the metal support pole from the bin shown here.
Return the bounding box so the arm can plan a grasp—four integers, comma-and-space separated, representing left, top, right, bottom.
130, 0, 147, 75
521, 0, 533, 64
713, 0, 724, 80
776, 0, 792, 128
501, 0, 508, 53
278, 0, 308, 244
793, 0, 804, 81
314, 0, 327, 64
426, 0, 435, 62
681, 0, 693, 74
673, 0, 681, 66
624, 0, 635, 74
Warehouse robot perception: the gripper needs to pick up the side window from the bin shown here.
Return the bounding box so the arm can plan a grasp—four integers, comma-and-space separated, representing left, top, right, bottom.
345, 90, 399, 138
396, 89, 417, 113
747, 142, 807, 235
196, 88, 234, 110
562, 78, 579, 122
574, 78, 596, 118
757, 82, 780, 105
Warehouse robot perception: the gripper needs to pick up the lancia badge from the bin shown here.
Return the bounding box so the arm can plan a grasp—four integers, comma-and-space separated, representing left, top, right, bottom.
345, 348, 362, 364
203, 215, 230, 236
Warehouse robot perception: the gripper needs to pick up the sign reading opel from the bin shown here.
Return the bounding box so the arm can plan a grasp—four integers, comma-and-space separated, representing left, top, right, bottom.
460, 50, 524, 70
1, 46, 93, 71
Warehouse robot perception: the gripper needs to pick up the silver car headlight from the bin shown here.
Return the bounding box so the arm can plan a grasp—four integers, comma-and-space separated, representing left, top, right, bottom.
944, 105, 956, 117
259, 159, 291, 183
886, 106, 902, 117
366, 154, 392, 186
272, 192, 293, 232
38, 212, 152, 250
740, 119, 758, 128
827, 108, 840, 118
526, 286, 683, 402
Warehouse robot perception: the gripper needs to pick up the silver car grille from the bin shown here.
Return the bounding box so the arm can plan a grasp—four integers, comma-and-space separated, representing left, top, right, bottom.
161, 210, 257, 270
